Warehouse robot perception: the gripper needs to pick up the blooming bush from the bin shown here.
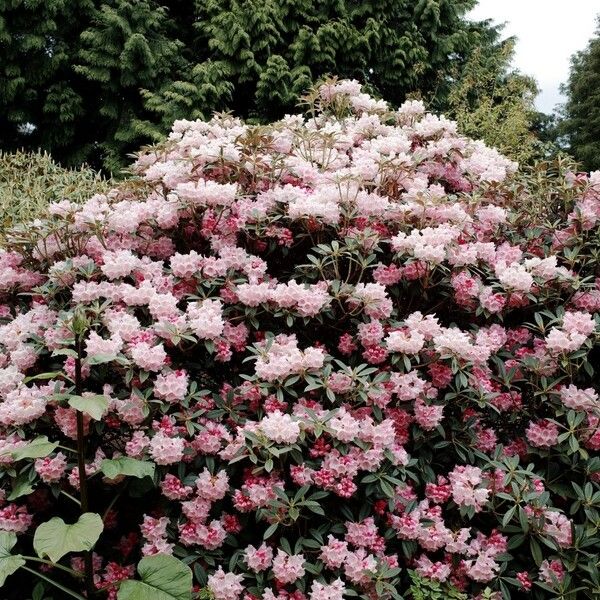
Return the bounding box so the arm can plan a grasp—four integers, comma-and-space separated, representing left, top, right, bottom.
0, 79, 599, 600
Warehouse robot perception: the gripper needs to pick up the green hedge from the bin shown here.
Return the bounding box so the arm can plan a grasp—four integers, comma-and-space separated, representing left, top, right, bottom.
0, 150, 111, 232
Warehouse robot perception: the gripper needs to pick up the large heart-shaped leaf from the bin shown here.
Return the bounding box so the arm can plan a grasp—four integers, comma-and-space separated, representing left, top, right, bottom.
33, 513, 103, 563
0, 532, 25, 586
68, 394, 109, 420
11, 436, 59, 461
101, 457, 155, 480
117, 555, 192, 600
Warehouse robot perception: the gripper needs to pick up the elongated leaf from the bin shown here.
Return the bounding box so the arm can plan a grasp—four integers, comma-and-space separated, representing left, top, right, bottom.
34, 513, 103, 563
0, 532, 24, 586
11, 436, 59, 460
23, 371, 62, 383
530, 537, 543, 566
101, 457, 155, 480
117, 555, 192, 600
68, 395, 109, 420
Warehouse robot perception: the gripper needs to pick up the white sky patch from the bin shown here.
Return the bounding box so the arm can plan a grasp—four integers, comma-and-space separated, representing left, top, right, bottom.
468, 0, 599, 113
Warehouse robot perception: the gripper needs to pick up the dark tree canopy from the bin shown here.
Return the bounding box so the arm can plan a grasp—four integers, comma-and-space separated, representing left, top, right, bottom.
560, 16, 600, 172
1, 0, 489, 172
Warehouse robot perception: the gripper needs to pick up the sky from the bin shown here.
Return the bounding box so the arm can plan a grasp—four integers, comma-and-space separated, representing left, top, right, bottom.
468, 0, 599, 113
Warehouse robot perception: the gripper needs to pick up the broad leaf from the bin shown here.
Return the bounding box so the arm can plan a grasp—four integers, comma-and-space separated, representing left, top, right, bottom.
68, 395, 109, 420
86, 353, 118, 365
0, 532, 24, 586
34, 513, 103, 563
7, 474, 35, 501
11, 436, 59, 461
117, 555, 192, 600
51, 348, 78, 358
101, 457, 155, 480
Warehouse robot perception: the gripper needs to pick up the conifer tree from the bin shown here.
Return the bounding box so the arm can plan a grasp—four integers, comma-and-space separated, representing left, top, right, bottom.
0, 0, 96, 164
74, 0, 186, 172
1, 0, 492, 172
444, 23, 543, 163
559, 16, 600, 171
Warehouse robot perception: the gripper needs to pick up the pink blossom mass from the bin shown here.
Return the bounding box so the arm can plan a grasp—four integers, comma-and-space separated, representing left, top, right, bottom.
0, 79, 598, 598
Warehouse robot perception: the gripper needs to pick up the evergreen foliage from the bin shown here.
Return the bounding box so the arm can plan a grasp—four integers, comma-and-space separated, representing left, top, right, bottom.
1, 0, 488, 172
445, 29, 544, 164
0, 150, 111, 233
0, 0, 97, 164
559, 16, 600, 171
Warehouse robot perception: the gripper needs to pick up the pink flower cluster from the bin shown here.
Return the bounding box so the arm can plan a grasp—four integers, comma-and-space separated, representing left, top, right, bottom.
0, 79, 598, 599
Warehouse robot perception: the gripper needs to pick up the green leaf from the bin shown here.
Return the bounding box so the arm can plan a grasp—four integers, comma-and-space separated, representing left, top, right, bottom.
101, 457, 155, 480
0, 532, 25, 586
33, 513, 104, 563
518, 506, 529, 533
7, 474, 35, 501
529, 537, 543, 566
86, 354, 118, 365
51, 349, 78, 359
263, 523, 278, 539
23, 371, 62, 383
117, 555, 193, 600
68, 395, 109, 420
380, 479, 395, 497
10, 436, 59, 460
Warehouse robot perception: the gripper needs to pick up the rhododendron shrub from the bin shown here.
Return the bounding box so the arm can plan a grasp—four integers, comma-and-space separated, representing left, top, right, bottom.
0, 79, 599, 600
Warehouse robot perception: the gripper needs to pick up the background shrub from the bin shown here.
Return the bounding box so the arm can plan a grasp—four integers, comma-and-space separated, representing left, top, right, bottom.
0, 150, 111, 234
0, 0, 533, 172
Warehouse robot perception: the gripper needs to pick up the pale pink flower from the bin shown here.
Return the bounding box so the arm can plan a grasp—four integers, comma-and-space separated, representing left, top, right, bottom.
160, 474, 192, 500
271, 550, 305, 584
319, 535, 349, 569
448, 466, 490, 512
54, 406, 91, 439
195, 469, 229, 501
154, 370, 188, 403
0, 385, 48, 426
329, 409, 360, 442
343, 548, 377, 585
130, 341, 167, 371
345, 517, 382, 551
560, 385, 598, 412
526, 420, 559, 449
539, 560, 565, 586
414, 400, 444, 431
148, 432, 185, 465
181, 497, 211, 524
257, 411, 300, 444
244, 543, 273, 572
543, 511, 573, 548
0, 504, 33, 533
415, 555, 451, 582
85, 331, 123, 362
495, 263, 533, 293
309, 579, 345, 600
34, 452, 68, 483
207, 567, 244, 600
187, 299, 224, 340
463, 549, 500, 582
101, 250, 140, 280
170, 251, 203, 278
